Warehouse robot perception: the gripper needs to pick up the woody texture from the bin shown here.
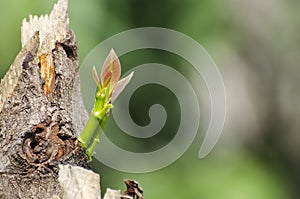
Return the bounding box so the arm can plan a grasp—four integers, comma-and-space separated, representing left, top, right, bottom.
0, 0, 102, 198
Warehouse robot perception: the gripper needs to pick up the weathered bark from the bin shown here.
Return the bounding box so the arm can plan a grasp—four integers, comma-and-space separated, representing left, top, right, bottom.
58, 165, 101, 199
0, 0, 101, 198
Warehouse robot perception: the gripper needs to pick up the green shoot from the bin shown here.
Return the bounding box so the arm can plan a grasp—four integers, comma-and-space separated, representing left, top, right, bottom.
78, 49, 134, 160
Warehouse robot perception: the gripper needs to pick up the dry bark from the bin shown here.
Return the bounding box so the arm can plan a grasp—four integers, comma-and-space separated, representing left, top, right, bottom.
0, 0, 101, 198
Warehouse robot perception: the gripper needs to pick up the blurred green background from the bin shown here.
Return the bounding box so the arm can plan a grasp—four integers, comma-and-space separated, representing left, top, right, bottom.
0, 0, 299, 198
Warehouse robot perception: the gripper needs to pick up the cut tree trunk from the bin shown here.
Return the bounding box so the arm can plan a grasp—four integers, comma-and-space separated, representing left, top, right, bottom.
0, 0, 101, 198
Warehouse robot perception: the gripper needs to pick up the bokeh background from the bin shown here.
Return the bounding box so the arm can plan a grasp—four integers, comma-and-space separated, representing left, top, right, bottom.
0, 0, 299, 198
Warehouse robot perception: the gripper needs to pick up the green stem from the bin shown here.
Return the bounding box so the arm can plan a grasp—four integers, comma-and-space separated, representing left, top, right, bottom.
86, 116, 108, 157
78, 112, 99, 149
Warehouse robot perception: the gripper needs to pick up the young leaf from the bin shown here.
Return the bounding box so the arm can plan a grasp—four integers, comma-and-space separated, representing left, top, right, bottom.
92, 66, 100, 86
79, 49, 134, 160
111, 71, 134, 102
100, 49, 121, 90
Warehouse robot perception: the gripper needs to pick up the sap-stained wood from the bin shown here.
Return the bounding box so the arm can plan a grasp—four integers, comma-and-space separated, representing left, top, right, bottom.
39, 53, 56, 96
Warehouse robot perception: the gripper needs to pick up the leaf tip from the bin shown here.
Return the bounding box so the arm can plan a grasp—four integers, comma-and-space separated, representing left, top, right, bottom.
92, 66, 100, 85
128, 71, 134, 79
110, 48, 116, 55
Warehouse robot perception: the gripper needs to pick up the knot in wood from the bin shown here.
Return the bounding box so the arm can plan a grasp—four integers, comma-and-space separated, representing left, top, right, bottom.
20, 123, 77, 169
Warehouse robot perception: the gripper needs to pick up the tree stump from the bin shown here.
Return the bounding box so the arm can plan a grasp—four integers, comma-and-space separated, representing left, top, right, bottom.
0, 0, 101, 198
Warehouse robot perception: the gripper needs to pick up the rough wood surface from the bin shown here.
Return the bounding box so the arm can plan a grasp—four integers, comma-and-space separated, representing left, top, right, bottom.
0, 0, 101, 198
103, 189, 123, 199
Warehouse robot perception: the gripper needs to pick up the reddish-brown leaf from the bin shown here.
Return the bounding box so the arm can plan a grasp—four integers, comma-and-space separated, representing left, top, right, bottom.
111, 72, 134, 102
100, 49, 121, 90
